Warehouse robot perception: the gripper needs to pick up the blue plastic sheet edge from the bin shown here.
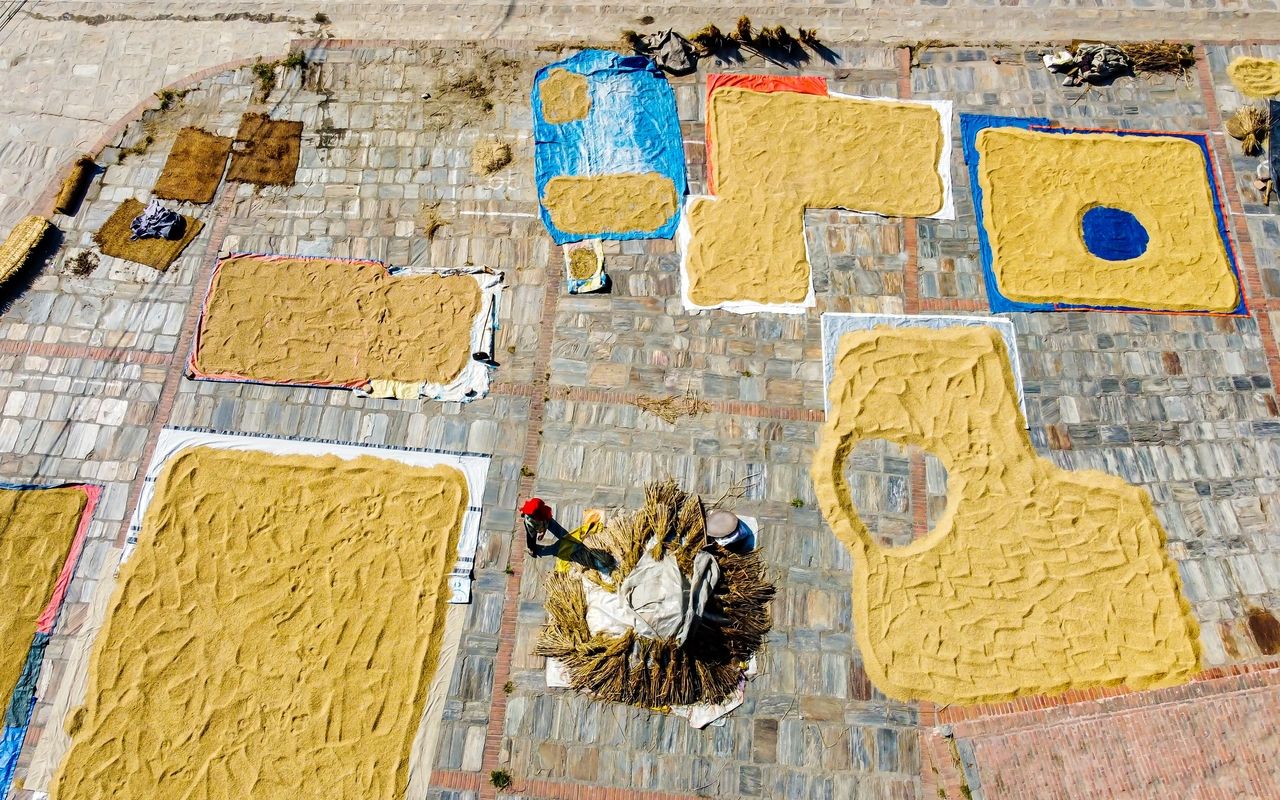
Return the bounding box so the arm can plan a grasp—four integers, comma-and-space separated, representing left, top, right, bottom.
960, 114, 1247, 315
961, 114, 1052, 313
0, 633, 50, 797
532, 49, 687, 244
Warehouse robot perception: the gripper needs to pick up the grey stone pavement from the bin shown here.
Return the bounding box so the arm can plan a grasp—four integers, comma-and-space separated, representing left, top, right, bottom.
1, 20, 1280, 800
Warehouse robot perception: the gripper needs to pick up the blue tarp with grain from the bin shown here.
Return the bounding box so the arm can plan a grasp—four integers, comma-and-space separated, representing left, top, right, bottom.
961, 113, 1245, 315
533, 49, 686, 244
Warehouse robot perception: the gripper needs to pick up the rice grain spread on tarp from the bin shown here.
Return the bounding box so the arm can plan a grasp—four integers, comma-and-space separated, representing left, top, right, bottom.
191, 254, 482, 387
152, 127, 233, 204
963, 114, 1243, 314
683, 85, 947, 308
812, 326, 1200, 704
533, 49, 686, 243
0, 485, 95, 797
0, 488, 87, 715
50, 447, 466, 800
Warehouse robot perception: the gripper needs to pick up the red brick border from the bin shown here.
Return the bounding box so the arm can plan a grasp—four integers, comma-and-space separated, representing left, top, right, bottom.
919, 298, 985, 312
465, 243, 562, 800
922, 657, 1280, 727
921, 663, 1280, 799
0, 339, 168, 366
435, 768, 703, 800
110, 187, 236, 548
898, 47, 924, 318
523, 385, 826, 423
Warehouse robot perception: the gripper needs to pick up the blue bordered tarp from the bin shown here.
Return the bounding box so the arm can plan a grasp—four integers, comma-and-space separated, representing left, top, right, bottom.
0, 482, 98, 796
533, 49, 686, 243
961, 114, 1247, 315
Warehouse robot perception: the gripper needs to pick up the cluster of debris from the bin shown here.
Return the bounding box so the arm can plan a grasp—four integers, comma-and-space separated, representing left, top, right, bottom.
621, 17, 823, 74
1043, 41, 1196, 87
1044, 44, 1132, 87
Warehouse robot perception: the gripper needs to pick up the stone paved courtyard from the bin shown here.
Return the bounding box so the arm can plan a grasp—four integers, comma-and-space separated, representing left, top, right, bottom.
1, 13, 1280, 800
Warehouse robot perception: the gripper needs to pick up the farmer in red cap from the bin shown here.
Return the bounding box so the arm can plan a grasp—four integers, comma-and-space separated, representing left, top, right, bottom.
521, 497, 557, 554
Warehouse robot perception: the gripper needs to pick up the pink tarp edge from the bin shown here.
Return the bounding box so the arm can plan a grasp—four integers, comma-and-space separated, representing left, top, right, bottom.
34, 484, 99, 634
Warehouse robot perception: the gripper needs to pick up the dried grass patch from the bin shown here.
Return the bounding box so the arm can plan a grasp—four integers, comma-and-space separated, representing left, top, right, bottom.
471, 138, 513, 175
227, 113, 302, 186
93, 198, 203, 271
153, 127, 232, 203
632, 388, 710, 424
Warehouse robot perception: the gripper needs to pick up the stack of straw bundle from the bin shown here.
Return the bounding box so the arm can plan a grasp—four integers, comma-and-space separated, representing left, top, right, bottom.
0, 216, 53, 286
536, 480, 775, 708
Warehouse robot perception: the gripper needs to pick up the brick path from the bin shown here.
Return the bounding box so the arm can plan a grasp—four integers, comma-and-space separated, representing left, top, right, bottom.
925, 666, 1280, 799
1, 31, 1280, 800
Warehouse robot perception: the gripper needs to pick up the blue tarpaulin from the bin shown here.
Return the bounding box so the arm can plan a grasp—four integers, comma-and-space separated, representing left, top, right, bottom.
962, 114, 1245, 315
533, 49, 686, 244
0, 633, 49, 795
960, 114, 1052, 313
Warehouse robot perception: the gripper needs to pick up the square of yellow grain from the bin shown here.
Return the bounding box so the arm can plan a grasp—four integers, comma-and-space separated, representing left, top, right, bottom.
192, 255, 482, 386
0, 488, 86, 708
976, 127, 1240, 312
50, 447, 467, 800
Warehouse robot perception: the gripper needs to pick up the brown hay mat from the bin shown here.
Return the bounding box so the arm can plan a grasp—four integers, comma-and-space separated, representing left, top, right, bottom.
227, 113, 302, 186
93, 199, 204, 271
153, 127, 232, 204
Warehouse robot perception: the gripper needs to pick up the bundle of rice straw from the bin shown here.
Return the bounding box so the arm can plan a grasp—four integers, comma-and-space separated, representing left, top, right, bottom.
1118, 41, 1196, 78
688, 24, 728, 55
53, 155, 96, 216
1226, 106, 1270, 156
755, 24, 800, 56
632, 388, 710, 424
536, 480, 775, 708
619, 30, 644, 53
0, 215, 53, 286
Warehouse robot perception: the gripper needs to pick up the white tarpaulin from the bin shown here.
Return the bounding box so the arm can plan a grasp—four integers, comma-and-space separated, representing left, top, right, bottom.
584, 547, 720, 645
820, 312, 1026, 423
128, 427, 491, 603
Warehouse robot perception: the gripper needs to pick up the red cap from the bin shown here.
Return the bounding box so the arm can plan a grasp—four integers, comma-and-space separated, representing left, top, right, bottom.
520, 498, 551, 519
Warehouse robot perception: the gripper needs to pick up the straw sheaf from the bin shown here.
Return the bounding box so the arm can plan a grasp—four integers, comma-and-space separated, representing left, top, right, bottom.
536, 480, 775, 708
0, 216, 53, 285
53, 155, 96, 216
1226, 106, 1270, 157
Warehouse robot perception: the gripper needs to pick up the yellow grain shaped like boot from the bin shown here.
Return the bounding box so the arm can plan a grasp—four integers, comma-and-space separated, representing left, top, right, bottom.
812, 326, 1200, 704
